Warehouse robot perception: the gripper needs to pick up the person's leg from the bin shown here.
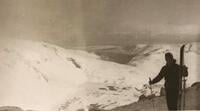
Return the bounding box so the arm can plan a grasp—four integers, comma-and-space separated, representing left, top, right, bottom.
166, 90, 172, 110
166, 89, 178, 110
173, 91, 179, 110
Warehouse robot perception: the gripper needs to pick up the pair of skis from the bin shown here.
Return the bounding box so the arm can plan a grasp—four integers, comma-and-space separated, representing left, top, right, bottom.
178, 44, 187, 110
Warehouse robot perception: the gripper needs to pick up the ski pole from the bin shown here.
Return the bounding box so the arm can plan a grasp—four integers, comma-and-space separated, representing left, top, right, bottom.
149, 78, 156, 111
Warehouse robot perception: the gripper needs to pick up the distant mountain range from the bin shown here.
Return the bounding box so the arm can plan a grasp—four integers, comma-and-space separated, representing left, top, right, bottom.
0, 39, 199, 111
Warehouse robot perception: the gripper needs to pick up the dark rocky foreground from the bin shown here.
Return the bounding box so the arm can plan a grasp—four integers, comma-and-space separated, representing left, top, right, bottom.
0, 106, 23, 111
0, 84, 199, 111
89, 82, 200, 111
108, 82, 200, 111
0, 106, 36, 111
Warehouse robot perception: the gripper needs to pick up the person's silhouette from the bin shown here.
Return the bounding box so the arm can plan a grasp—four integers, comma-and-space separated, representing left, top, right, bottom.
149, 52, 188, 110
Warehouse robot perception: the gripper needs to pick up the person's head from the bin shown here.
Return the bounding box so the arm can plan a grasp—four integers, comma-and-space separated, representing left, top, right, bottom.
165, 52, 175, 65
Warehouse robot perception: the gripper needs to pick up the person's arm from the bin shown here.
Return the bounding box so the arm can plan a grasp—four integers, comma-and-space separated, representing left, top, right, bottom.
149, 66, 166, 85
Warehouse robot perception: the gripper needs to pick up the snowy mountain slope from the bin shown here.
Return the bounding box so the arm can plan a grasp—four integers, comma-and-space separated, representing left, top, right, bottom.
0, 39, 199, 111
0, 39, 92, 111
63, 54, 152, 110
63, 43, 200, 110
0, 39, 152, 111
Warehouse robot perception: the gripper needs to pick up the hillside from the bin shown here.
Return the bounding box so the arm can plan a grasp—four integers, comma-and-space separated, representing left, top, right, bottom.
107, 82, 200, 111
0, 39, 199, 111
0, 39, 150, 111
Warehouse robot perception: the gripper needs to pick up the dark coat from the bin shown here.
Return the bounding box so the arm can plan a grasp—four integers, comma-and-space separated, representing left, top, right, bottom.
150, 62, 188, 90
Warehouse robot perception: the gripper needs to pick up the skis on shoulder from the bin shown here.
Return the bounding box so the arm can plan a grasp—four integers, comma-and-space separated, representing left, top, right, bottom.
178, 44, 187, 110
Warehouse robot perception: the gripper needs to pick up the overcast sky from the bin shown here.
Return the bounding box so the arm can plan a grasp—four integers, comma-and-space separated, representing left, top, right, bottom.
0, 0, 200, 46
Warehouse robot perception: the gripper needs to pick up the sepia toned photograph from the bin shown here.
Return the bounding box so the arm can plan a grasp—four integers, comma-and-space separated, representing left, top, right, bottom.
0, 0, 199, 111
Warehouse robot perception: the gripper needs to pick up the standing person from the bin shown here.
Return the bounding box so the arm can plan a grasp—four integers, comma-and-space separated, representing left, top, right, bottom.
149, 52, 188, 110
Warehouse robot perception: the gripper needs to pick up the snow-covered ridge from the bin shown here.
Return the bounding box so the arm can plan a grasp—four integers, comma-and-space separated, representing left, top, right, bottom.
0, 39, 199, 111
0, 39, 96, 111
0, 39, 148, 111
